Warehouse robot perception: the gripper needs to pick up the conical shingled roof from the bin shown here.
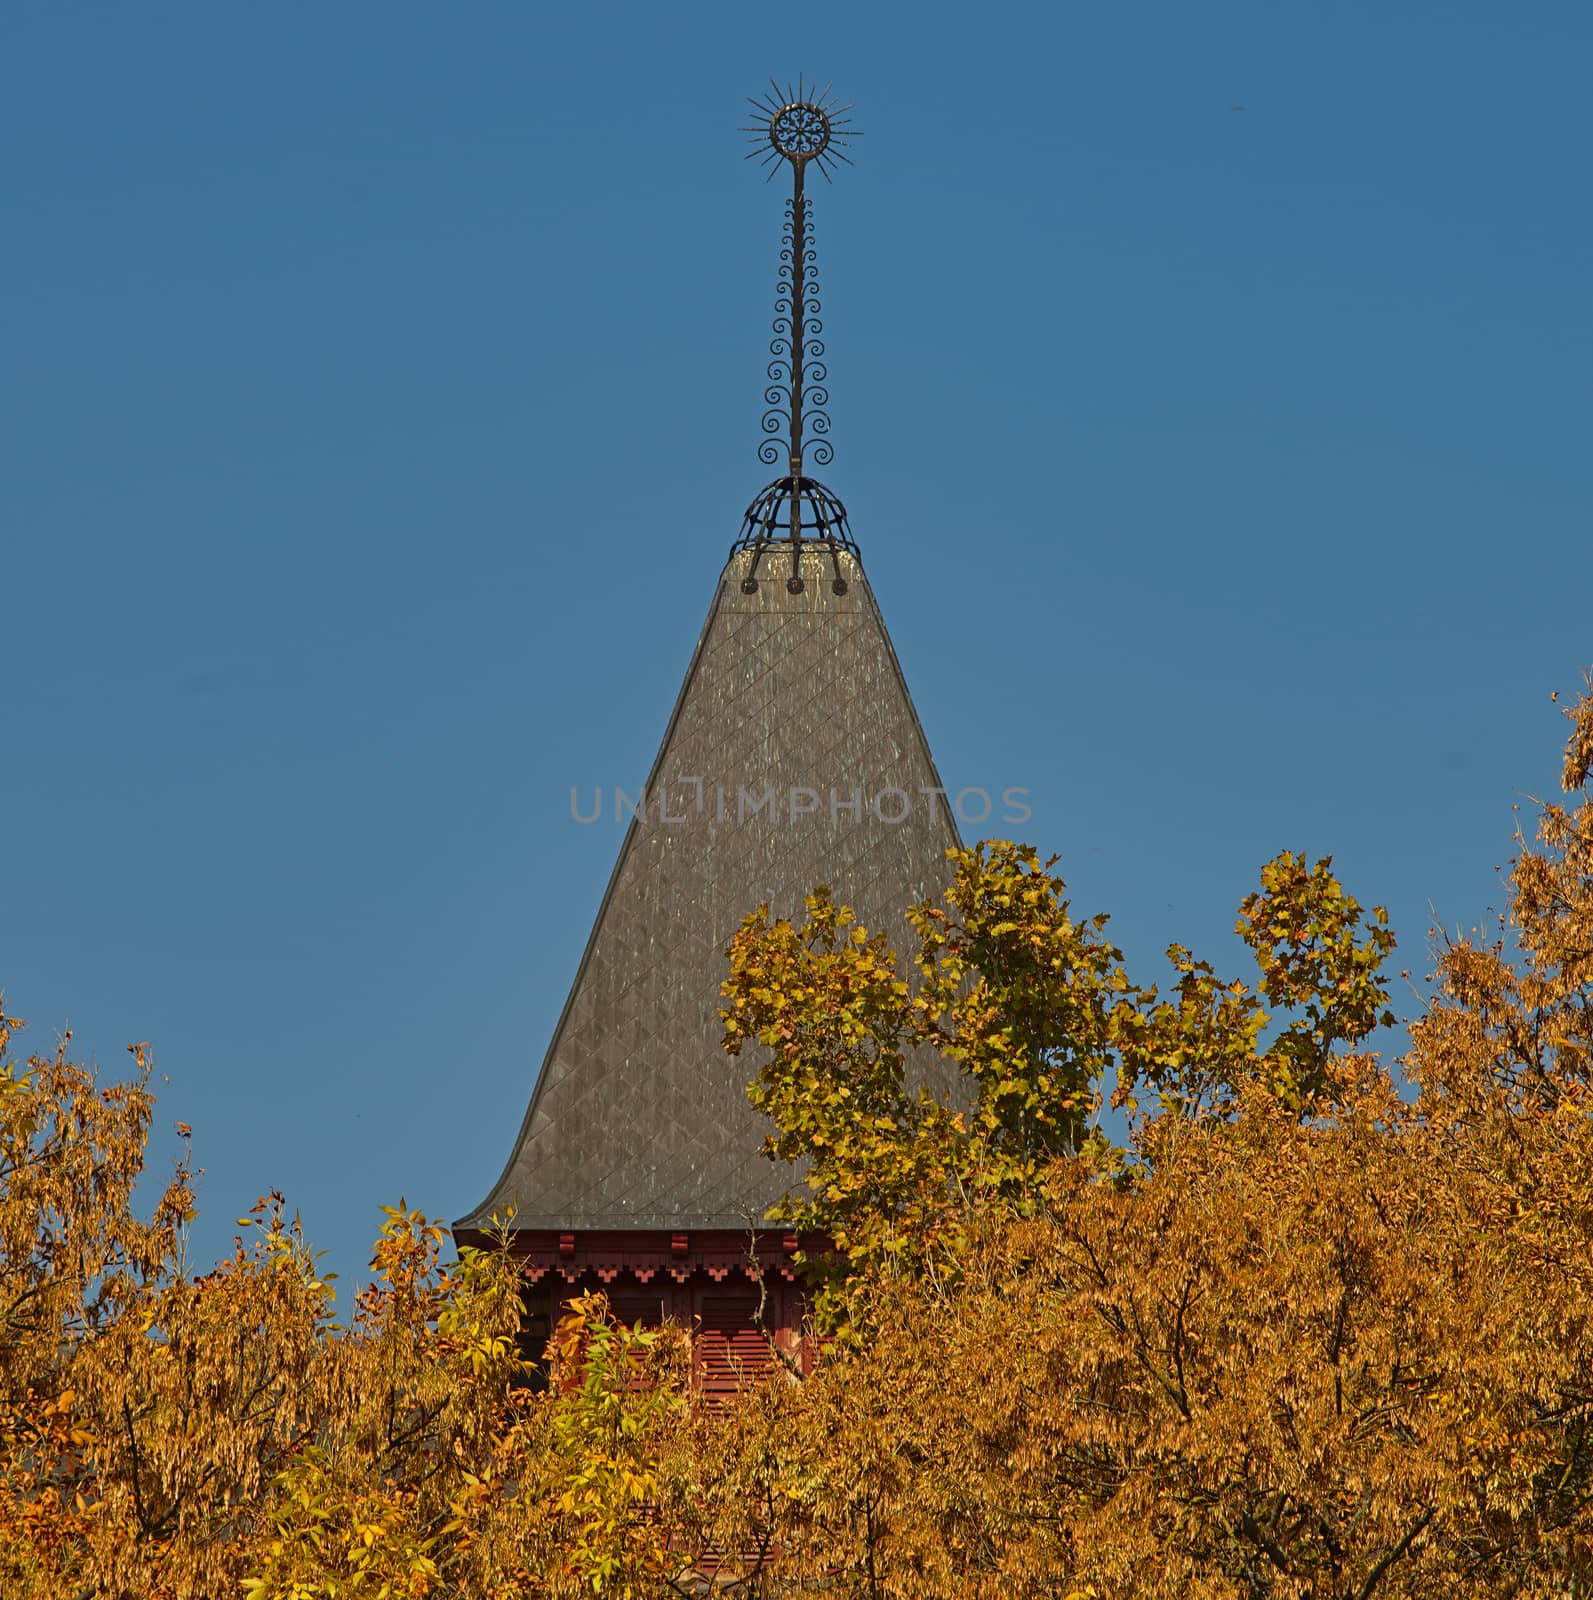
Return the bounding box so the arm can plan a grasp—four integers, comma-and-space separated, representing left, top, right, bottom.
457, 542, 960, 1232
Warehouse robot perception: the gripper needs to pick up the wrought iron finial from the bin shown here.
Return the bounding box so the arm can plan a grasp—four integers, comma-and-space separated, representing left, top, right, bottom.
732, 79, 861, 597
743, 76, 857, 182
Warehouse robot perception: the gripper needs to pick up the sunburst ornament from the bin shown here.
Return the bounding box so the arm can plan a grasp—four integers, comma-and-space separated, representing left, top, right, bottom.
741, 76, 859, 181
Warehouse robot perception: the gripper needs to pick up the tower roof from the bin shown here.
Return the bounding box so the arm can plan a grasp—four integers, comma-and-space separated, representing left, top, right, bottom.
457, 544, 958, 1232
456, 83, 960, 1236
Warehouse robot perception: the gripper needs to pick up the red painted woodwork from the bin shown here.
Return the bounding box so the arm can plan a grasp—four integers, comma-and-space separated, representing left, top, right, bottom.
694, 1292, 771, 1395
453, 1226, 820, 1391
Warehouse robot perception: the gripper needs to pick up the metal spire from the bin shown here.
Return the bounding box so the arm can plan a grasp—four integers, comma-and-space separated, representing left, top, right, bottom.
732, 79, 861, 596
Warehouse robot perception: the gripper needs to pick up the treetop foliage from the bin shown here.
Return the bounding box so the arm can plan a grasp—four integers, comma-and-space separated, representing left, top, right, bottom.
4, 680, 1593, 1596
722, 828, 1400, 1313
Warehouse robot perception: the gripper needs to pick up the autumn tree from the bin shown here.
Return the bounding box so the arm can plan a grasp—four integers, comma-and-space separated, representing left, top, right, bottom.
705, 683, 1593, 1597
721, 834, 1395, 1324
5, 680, 1592, 1599
0, 1012, 696, 1598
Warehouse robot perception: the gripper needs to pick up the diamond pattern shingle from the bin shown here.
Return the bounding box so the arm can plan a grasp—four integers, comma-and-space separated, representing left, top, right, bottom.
457, 547, 962, 1232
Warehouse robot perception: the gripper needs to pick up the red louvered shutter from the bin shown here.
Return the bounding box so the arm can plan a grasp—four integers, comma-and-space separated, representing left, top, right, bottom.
695, 1293, 771, 1397
606, 1291, 671, 1329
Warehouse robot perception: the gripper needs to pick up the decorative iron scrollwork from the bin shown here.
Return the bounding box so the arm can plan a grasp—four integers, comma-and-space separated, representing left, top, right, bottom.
734, 79, 861, 592
756, 178, 835, 476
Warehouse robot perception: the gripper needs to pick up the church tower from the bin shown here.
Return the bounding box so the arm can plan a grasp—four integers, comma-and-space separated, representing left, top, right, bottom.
454, 83, 960, 1386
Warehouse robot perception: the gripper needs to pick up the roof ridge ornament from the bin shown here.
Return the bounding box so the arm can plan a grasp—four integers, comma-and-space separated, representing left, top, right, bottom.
733, 78, 861, 597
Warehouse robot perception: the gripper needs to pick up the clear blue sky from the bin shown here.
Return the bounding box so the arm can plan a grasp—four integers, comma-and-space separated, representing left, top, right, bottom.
4, 2, 1589, 1296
